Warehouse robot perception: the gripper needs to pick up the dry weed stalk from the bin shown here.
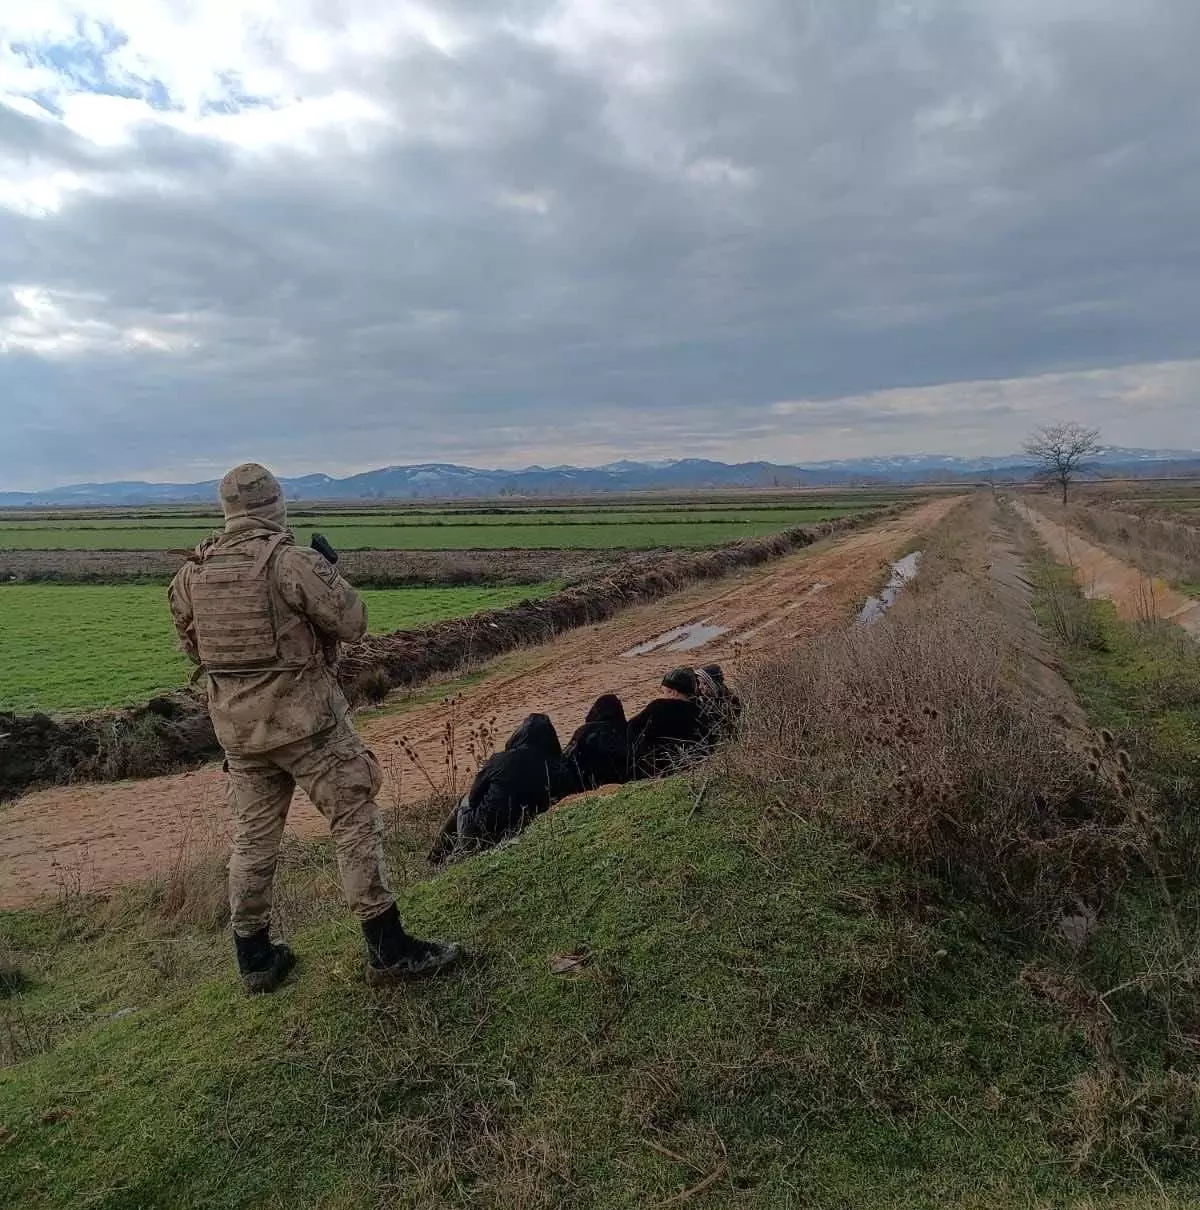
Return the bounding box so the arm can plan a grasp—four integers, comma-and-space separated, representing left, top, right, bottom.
1041, 571, 1106, 650
732, 576, 1141, 933
1132, 574, 1161, 625
149, 786, 231, 930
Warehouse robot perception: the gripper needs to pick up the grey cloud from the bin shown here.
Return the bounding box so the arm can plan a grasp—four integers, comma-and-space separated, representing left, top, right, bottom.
2, 0, 1200, 487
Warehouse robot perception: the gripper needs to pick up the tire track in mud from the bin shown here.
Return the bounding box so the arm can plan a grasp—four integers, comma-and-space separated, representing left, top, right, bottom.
0, 498, 960, 908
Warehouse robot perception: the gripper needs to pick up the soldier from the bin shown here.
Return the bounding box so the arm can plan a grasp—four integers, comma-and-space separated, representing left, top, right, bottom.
169, 463, 461, 993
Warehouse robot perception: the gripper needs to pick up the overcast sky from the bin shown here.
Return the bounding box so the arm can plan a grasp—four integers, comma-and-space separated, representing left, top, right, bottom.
2, 1, 1199, 488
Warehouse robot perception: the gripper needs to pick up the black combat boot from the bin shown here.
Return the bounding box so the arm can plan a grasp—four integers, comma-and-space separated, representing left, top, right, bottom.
233, 929, 296, 995
361, 904, 463, 987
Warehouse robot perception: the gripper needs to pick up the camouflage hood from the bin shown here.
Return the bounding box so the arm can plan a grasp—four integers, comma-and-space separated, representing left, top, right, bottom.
219, 463, 287, 530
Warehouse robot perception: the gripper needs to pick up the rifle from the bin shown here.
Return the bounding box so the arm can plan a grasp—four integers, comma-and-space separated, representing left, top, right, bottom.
310, 532, 339, 564
309, 532, 342, 667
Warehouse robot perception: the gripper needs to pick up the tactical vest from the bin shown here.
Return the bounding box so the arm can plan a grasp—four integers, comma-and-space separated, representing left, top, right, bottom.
190, 532, 302, 673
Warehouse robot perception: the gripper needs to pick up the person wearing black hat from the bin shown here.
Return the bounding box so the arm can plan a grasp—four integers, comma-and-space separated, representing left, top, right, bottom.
627, 667, 710, 779
559, 693, 631, 796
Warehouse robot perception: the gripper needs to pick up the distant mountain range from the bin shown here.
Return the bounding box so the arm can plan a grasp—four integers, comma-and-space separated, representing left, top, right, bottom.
3, 449, 1199, 507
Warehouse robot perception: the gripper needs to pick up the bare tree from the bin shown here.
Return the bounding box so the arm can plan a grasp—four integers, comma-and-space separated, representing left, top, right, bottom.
1022, 421, 1102, 504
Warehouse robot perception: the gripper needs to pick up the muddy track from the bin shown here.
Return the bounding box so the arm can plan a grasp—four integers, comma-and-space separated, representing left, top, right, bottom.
1016, 502, 1200, 638
0, 498, 959, 909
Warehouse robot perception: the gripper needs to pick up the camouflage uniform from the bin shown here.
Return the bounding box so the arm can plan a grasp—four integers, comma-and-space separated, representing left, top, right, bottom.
168, 464, 393, 937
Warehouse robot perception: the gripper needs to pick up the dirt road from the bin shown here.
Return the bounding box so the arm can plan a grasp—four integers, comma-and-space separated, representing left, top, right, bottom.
0, 498, 959, 908
1016, 503, 1200, 638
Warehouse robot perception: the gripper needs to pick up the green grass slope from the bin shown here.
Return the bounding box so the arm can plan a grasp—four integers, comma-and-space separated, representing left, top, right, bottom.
0, 778, 1167, 1209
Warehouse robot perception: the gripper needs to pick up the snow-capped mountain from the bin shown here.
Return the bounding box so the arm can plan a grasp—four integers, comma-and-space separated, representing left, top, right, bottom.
3, 449, 1198, 506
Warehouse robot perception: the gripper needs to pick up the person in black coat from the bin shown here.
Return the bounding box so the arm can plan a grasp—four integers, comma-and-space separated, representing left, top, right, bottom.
627, 667, 711, 780
559, 693, 630, 796
429, 713, 563, 860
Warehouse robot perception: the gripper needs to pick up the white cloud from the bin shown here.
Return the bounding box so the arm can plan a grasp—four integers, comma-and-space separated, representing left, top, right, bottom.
0, 168, 88, 218
1, 0, 431, 155
0, 286, 197, 356
497, 189, 552, 215
765, 360, 1200, 458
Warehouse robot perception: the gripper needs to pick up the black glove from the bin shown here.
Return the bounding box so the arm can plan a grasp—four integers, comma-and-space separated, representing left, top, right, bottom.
310, 532, 339, 565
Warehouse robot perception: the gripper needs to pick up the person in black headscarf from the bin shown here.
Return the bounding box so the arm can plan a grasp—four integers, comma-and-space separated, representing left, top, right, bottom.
696, 663, 743, 744
429, 713, 563, 860
559, 693, 630, 796
626, 667, 710, 780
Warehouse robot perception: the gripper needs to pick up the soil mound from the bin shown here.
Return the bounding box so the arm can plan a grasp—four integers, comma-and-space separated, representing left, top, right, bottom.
0, 692, 217, 802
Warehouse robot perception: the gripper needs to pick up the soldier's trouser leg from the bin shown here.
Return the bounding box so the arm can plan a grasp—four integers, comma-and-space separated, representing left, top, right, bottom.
224, 757, 295, 938
286, 722, 394, 922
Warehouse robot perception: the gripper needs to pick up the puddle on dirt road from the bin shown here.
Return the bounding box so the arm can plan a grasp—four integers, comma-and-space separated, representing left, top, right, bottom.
857, 552, 922, 624
622, 621, 730, 658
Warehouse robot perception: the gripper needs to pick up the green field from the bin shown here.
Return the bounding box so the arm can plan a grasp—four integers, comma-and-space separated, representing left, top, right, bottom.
0, 583, 557, 713
0, 507, 863, 551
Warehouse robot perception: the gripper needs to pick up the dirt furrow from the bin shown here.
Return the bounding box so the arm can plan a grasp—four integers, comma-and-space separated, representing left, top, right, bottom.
1015, 502, 1200, 637
0, 498, 959, 908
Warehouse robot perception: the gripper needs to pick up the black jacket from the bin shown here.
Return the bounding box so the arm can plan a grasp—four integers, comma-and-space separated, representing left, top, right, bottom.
457, 713, 564, 844
560, 694, 630, 795
627, 696, 710, 780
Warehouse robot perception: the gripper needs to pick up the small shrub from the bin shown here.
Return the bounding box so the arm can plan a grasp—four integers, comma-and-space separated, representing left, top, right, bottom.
1040, 572, 1108, 650
0, 954, 30, 999
96, 715, 174, 780
353, 667, 393, 706
439, 555, 489, 586
154, 849, 230, 932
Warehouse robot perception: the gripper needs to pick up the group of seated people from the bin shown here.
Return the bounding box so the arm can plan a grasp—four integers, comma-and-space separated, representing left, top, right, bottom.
429, 664, 741, 862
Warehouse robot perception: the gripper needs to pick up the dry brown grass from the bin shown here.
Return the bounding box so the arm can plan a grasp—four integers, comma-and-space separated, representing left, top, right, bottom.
352, 665, 393, 705
1065, 500, 1200, 590
727, 548, 1147, 934
1018, 956, 1200, 1178
1063, 1068, 1200, 1183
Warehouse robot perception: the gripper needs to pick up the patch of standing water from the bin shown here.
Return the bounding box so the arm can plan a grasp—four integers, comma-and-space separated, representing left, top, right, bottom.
622, 620, 730, 658
857, 552, 922, 625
